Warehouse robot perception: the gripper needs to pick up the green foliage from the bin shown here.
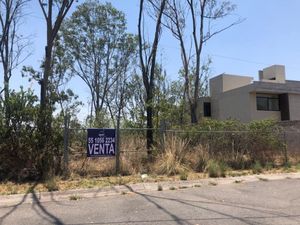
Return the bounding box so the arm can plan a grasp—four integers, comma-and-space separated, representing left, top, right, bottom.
252, 161, 263, 174
62, 0, 138, 125
157, 184, 163, 191
69, 195, 82, 201
0, 89, 40, 181
206, 160, 227, 178
265, 162, 274, 170
283, 161, 292, 169
0, 88, 67, 181
44, 177, 59, 192
180, 119, 285, 169
179, 171, 188, 180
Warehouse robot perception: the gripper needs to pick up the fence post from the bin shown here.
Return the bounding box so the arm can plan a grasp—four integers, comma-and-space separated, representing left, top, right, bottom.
63, 115, 70, 177
115, 115, 121, 175
283, 130, 288, 165
160, 120, 166, 151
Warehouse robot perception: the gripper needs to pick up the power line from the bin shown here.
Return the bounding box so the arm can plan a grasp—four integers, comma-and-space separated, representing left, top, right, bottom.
160, 44, 300, 70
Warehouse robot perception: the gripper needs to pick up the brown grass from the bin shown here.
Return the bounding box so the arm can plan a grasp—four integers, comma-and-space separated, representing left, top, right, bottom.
154, 136, 190, 176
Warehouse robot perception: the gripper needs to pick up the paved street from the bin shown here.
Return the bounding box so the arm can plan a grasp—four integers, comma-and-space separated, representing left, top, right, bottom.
0, 178, 300, 225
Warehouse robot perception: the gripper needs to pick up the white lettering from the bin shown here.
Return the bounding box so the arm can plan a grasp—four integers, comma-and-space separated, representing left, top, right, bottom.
109, 144, 115, 154
88, 144, 94, 155
94, 144, 99, 154
88, 142, 115, 156
105, 144, 110, 154
99, 144, 105, 155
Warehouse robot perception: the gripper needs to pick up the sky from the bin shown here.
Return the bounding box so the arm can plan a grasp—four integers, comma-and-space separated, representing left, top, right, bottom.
4, 0, 300, 118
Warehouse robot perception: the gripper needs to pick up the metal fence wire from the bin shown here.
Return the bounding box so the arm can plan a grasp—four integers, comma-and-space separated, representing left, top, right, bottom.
63, 126, 300, 177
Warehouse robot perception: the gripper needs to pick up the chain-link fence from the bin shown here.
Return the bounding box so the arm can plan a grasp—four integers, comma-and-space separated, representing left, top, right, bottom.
63, 125, 300, 177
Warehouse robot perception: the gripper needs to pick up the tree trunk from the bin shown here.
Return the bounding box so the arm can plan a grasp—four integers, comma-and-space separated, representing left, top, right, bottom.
39, 43, 54, 180
146, 102, 154, 156
3, 66, 10, 127
190, 102, 198, 124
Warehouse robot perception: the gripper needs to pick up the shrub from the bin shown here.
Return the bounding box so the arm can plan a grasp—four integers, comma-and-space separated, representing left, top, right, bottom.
252, 161, 263, 174
248, 120, 284, 164
69, 194, 82, 201
0, 89, 40, 181
179, 171, 188, 180
265, 162, 274, 170
206, 160, 227, 178
296, 163, 300, 170
157, 184, 163, 191
179, 119, 285, 170
188, 145, 209, 172
284, 161, 292, 169
154, 136, 189, 176
44, 177, 59, 192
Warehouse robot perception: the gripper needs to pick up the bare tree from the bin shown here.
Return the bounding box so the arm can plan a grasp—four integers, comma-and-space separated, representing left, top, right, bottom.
38, 0, 75, 179
38, 0, 75, 112
0, 0, 31, 123
164, 0, 243, 123
138, 0, 167, 156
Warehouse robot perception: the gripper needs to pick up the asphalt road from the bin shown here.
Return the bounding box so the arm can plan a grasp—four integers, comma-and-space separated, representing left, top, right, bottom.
1, 178, 300, 225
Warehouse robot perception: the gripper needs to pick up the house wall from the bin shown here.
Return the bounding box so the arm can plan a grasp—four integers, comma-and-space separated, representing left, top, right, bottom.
209, 74, 253, 122
211, 88, 252, 122
210, 74, 252, 97
289, 94, 300, 120
222, 75, 253, 93
211, 90, 283, 122
198, 97, 211, 120
259, 65, 286, 83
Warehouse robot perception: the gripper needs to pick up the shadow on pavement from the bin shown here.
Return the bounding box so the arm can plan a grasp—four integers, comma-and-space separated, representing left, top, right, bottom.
71, 185, 300, 225
0, 183, 65, 225
0, 185, 33, 225
31, 189, 65, 225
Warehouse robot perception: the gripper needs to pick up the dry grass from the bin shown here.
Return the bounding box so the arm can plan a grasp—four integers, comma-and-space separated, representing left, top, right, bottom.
1, 164, 300, 195
69, 157, 116, 177
154, 136, 190, 176
0, 182, 47, 195
186, 145, 210, 172
120, 135, 148, 174
0, 175, 144, 195
69, 136, 149, 177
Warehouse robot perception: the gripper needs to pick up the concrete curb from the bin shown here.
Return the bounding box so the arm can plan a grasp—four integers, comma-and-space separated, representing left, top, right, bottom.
1, 172, 300, 207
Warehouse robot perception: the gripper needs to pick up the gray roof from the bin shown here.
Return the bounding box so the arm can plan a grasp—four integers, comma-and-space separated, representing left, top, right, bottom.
249, 80, 300, 94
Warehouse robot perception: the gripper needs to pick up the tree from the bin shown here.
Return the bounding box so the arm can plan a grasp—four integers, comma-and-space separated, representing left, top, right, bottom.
38, 0, 75, 179
138, 0, 167, 156
105, 34, 138, 127
0, 0, 31, 124
62, 1, 136, 126
164, 0, 243, 123
125, 72, 146, 128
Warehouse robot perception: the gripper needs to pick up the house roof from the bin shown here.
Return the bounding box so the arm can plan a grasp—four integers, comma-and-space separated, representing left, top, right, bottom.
249, 80, 300, 95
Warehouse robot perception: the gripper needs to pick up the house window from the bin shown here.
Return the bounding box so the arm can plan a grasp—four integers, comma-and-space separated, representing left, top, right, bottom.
256, 96, 280, 111
203, 102, 211, 117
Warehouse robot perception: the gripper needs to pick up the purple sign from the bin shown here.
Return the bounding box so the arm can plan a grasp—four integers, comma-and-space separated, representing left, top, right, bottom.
87, 129, 116, 157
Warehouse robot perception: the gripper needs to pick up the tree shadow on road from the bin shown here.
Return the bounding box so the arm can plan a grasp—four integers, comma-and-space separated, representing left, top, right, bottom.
0, 183, 65, 225
134, 189, 300, 225
0, 186, 32, 225
31, 189, 65, 225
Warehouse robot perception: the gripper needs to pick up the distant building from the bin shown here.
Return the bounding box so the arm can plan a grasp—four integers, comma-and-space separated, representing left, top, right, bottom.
199, 65, 300, 122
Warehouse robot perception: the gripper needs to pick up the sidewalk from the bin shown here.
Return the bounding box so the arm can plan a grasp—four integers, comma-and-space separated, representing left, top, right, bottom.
1, 172, 300, 207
